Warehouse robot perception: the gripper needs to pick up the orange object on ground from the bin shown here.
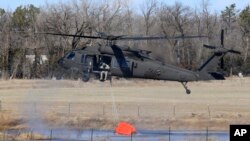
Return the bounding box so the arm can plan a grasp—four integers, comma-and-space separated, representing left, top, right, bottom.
115, 122, 136, 136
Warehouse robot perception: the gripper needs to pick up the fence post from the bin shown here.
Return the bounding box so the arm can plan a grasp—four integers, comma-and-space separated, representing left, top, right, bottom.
34, 102, 37, 113
50, 129, 53, 141
3, 128, 5, 141
68, 103, 71, 116
3, 129, 5, 141
137, 105, 140, 117
169, 127, 171, 141
4, 129, 6, 141
173, 105, 176, 120
103, 103, 105, 116
207, 104, 211, 120
30, 129, 33, 140
206, 127, 208, 141
90, 129, 94, 141
0, 100, 2, 112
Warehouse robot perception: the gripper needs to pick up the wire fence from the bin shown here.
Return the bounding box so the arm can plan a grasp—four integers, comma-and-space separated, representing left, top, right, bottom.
0, 100, 244, 141
0, 100, 247, 119
0, 128, 229, 141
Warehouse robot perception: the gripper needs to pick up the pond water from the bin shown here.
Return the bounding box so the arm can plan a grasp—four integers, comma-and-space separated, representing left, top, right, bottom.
3, 129, 229, 141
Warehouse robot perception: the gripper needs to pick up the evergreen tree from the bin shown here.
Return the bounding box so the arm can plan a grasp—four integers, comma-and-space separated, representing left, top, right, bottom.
221, 3, 238, 30
239, 5, 250, 35
0, 8, 5, 16
12, 4, 40, 31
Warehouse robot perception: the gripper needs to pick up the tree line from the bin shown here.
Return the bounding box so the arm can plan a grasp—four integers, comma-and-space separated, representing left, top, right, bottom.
0, 0, 250, 80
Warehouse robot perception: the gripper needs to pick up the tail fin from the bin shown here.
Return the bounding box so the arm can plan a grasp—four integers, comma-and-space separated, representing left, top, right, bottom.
198, 51, 226, 80
198, 30, 241, 80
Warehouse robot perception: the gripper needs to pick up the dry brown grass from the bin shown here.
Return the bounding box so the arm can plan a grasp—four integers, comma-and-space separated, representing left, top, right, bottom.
0, 77, 250, 131
0, 132, 47, 140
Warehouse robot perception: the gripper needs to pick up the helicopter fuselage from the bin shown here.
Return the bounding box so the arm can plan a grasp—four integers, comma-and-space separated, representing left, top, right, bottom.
58, 46, 199, 83
44, 29, 240, 94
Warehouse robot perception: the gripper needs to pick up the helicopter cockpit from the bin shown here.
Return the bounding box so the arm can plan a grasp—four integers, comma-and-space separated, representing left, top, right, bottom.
58, 50, 113, 81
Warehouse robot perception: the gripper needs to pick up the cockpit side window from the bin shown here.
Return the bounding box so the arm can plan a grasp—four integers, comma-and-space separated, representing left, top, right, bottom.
67, 52, 75, 60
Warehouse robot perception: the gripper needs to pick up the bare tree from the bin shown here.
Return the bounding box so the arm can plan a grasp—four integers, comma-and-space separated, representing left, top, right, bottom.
141, 0, 157, 36
194, 0, 218, 66
93, 0, 123, 33
71, 0, 93, 49
38, 2, 76, 77
159, 2, 193, 67
0, 12, 12, 79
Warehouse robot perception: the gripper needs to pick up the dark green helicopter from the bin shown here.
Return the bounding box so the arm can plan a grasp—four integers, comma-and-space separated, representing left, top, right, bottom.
44, 30, 240, 94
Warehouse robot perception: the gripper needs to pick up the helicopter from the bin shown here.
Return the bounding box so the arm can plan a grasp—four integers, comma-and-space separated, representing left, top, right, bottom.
43, 30, 240, 94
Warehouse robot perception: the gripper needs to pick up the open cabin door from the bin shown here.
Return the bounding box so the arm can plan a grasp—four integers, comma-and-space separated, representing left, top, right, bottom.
81, 55, 94, 71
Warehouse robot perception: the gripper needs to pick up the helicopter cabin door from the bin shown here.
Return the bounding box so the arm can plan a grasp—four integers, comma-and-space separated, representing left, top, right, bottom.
81, 54, 96, 81
81, 54, 94, 72
111, 57, 133, 77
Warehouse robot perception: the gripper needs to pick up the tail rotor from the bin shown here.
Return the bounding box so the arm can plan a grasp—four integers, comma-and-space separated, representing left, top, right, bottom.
202, 29, 241, 69
221, 29, 224, 47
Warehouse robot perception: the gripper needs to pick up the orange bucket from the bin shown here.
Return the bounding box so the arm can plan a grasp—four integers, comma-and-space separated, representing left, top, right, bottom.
115, 122, 136, 136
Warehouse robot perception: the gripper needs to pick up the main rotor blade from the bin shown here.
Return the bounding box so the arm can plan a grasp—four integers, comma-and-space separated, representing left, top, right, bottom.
203, 44, 216, 49
37, 32, 207, 41
118, 35, 207, 40
37, 32, 100, 39
221, 30, 224, 47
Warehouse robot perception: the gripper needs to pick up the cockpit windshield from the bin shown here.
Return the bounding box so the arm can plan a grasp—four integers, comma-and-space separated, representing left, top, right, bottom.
67, 52, 75, 60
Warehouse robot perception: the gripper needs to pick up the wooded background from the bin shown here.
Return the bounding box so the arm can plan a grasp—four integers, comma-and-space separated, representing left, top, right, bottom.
0, 0, 249, 80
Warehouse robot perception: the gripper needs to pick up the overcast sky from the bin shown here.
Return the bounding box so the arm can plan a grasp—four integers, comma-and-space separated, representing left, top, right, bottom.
0, 0, 249, 13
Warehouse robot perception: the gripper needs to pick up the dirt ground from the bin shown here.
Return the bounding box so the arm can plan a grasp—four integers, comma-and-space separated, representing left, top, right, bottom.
0, 77, 250, 131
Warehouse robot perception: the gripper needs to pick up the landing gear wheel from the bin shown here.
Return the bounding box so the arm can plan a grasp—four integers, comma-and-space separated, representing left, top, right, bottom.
181, 82, 191, 95
186, 89, 191, 94
82, 73, 90, 82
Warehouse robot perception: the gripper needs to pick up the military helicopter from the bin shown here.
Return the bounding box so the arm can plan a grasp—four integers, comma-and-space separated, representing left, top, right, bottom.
43, 30, 240, 94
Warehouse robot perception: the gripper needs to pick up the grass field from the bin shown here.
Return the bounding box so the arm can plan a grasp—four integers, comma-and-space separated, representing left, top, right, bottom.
0, 77, 250, 131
